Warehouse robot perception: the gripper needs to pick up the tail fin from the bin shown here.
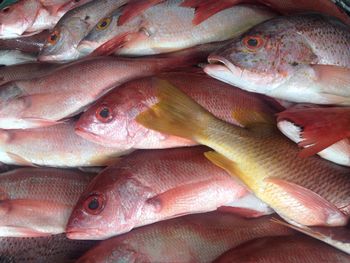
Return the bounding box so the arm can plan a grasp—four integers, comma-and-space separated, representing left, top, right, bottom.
136, 78, 213, 142
271, 218, 350, 255
278, 107, 350, 157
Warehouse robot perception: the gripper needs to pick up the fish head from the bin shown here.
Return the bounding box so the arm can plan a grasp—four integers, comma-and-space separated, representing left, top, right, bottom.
76, 83, 151, 148
38, 17, 89, 62
67, 166, 152, 240
205, 18, 318, 94
0, 0, 40, 38
78, 11, 120, 55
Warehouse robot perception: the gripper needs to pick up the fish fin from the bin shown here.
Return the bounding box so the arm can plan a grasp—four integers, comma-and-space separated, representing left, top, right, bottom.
136, 78, 213, 142
90, 33, 132, 56
5, 152, 38, 167
266, 178, 348, 226
278, 107, 350, 157
146, 179, 238, 215
181, 0, 253, 25
217, 206, 270, 218
118, 0, 165, 26
204, 151, 245, 180
231, 108, 276, 137
271, 218, 350, 255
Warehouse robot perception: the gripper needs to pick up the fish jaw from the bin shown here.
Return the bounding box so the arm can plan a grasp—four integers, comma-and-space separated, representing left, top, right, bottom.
205, 55, 283, 94
77, 39, 98, 55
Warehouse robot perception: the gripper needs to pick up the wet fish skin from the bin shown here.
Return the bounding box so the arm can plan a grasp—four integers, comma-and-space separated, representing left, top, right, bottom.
0, 234, 97, 263
75, 71, 279, 148
75, 212, 294, 263
66, 147, 273, 240
213, 235, 350, 263
38, 0, 128, 62
0, 62, 61, 86
0, 120, 130, 167
0, 43, 220, 129
78, 1, 276, 57
136, 79, 350, 227
205, 14, 350, 105
0, 0, 92, 39
0, 168, 94, 237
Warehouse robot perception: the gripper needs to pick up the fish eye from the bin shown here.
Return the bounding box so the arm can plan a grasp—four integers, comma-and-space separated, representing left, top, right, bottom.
96, 17, 111, 31
243, 35, 264, 51
95, 105, 113, 123
48, 30, 60, 45
83, 193, 105, 215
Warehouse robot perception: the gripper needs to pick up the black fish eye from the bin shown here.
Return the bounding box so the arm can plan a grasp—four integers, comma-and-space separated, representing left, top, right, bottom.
99, 107, 110, 119
247, 38, 258, 47
88, 198, 99, 210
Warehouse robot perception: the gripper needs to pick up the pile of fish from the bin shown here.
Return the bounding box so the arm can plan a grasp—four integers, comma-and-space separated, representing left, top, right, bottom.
0, 0, 350, 262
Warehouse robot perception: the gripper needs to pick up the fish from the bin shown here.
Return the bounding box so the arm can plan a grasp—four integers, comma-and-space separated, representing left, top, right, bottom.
0, 0, 93, 39
0, 168, 94, 237
213, 235, 350, 262
0, 62, 61, 85
77, 1, 276, 57
0, 43, 222, 129
277, 105, 350, 166
204, 14, 350, 105
0, 30, 49, 54
66, 147, 272, 240
0, 0, 18, 10
180, 0, 350, 25
75, 212, 294, 262
0, 120, 130, 167
38, 0, 128, 62
75, 71, 281, 148
0, 234, 97, 263
136, 79, 350, 227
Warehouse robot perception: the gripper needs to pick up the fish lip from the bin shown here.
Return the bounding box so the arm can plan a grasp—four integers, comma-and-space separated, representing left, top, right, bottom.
207, 55, 243, 75
77, 40, 98, 55
66, 227, 106, 240
75, 126, 101, 143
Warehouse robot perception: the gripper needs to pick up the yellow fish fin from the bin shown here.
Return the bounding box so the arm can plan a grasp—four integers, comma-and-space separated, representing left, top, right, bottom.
204, 151, 245, 180
232, 108, 276, 136
136, 78, 213, 141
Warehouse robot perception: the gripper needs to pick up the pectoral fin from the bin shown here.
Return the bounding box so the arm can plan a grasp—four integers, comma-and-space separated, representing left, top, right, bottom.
266, 178, 348, 226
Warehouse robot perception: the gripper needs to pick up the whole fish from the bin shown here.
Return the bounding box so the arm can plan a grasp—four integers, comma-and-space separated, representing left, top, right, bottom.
66, 147, 272, 240
0, 168, 94, 237
213, 235, 350, 262
0, 0, 92, 39
76, 71, 280, 148
0, 62, 60, 85
75, 212, 293, 263
0, 120, 129, 167
204, 14, 350, 105
0, 43, 221, 129
78, 2, 276, 57
38, 0, 128, 62
277, 105, 350, 166
0, 234, 97, 263
136, 79, 350, 227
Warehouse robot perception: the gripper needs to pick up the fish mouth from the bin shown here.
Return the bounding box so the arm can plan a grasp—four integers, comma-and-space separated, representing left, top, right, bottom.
75, 126, 103, 144
204, 55, 245, 87
66, 228, 103, 240
77, 40, 99, 55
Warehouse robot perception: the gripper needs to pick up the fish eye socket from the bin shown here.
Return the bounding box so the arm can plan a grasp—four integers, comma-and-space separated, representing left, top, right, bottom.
96, 105, 113, 123
83, 193, 105, 215
96, 17, 111, 30
243, 35, 264, 51
48, 30, 60, 45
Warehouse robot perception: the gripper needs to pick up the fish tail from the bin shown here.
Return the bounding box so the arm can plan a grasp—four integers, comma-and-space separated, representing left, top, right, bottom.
136, 78, 214, 142
278, 106, 350, 157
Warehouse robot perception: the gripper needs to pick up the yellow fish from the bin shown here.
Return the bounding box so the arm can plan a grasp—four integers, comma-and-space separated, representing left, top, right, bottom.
136, 79, 350, 227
